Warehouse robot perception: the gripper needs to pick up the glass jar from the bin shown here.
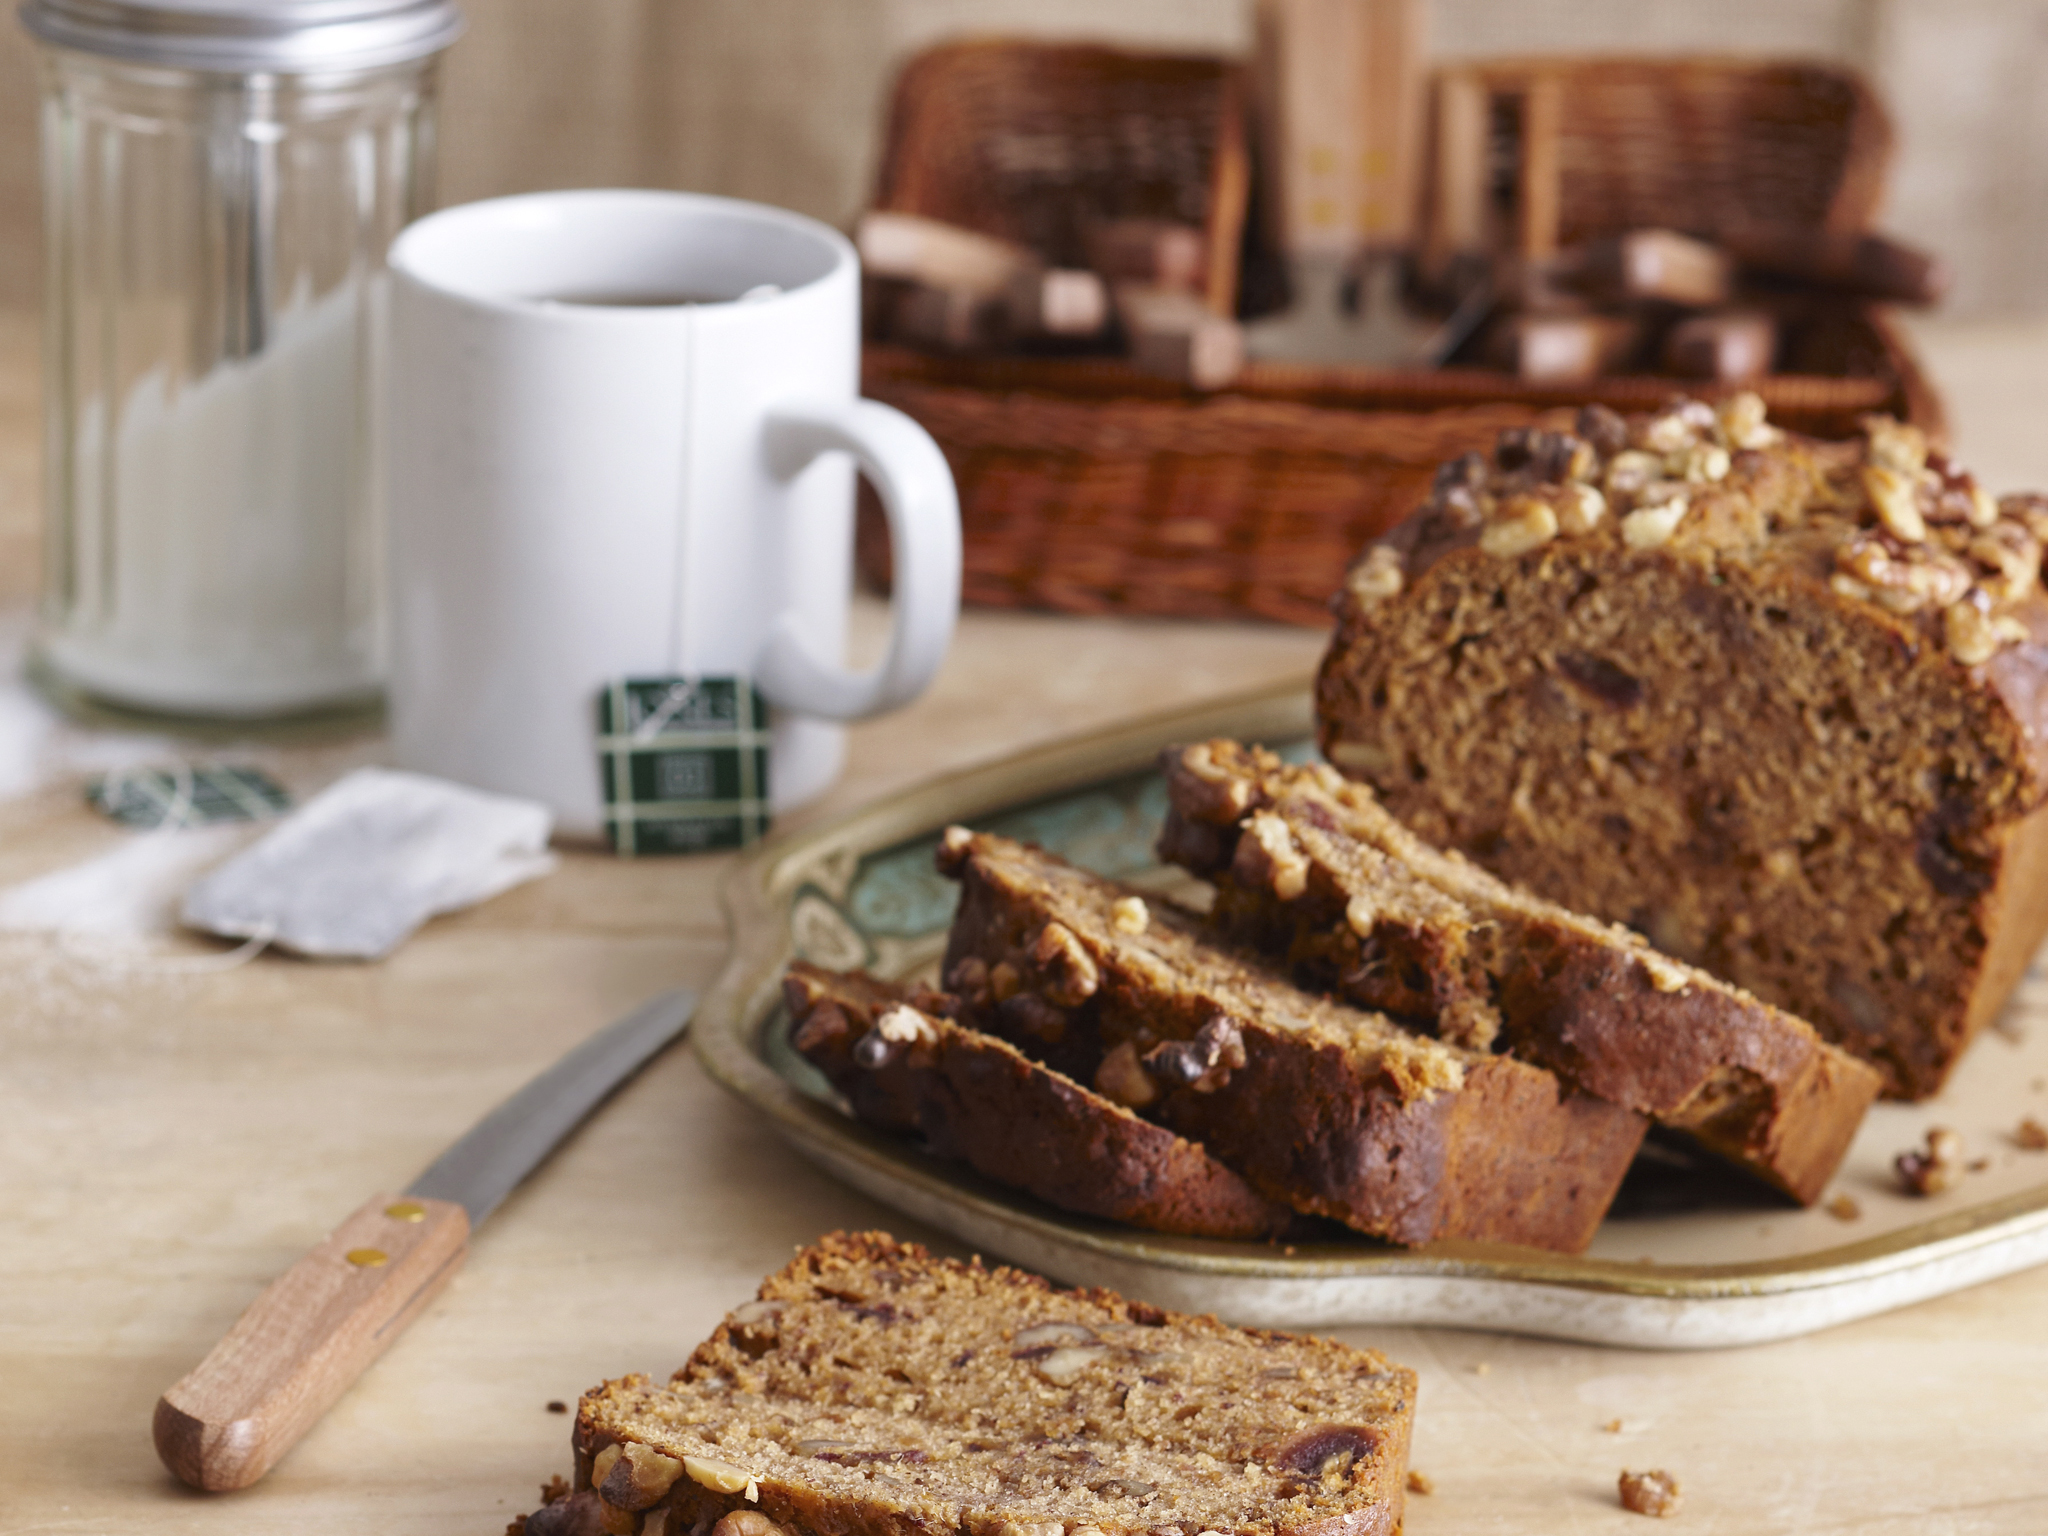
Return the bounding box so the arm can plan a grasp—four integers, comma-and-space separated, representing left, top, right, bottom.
21, 0, 463, 718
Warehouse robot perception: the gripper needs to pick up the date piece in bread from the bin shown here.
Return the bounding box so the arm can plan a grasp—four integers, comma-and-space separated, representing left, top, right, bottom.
1319, 396, 2048, 1099
936, 829, 1646, 1253
1158, 740, 1882, 1204
784, 963, 1292, 1240
518, 1231, 1417, 1536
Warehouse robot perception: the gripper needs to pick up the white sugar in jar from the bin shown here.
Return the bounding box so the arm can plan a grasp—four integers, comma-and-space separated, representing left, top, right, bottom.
22, 0, 463, 718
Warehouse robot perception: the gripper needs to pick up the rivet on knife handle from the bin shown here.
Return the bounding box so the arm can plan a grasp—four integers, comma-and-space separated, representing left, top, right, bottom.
153, 1194, 469, 1491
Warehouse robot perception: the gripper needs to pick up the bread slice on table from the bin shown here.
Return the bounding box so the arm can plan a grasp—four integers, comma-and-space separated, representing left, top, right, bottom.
783, 962, 1292, 1240
1158, 739, 1882, 1205
936, 828, 1646, 1254
515, 1231, 1417, 1536
1317, 395, 2048, 1099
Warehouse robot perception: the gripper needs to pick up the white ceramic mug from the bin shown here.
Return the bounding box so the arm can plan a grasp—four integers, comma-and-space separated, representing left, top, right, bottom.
383, 189, 960, 835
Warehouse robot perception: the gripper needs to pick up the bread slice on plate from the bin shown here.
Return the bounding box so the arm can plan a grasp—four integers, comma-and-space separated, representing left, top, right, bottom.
936, 829, 1646, 1253
783, 962, 1292, 1239
1317, 395, 2048, 1099
514, 1231, 1417, 1536
1157, 739, 1882, 1204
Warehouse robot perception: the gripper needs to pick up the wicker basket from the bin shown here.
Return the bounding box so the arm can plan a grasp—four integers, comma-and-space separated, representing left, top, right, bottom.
1438, 56, 1892, 252
861, 48, 1941, 627
872, 39, 1249, 315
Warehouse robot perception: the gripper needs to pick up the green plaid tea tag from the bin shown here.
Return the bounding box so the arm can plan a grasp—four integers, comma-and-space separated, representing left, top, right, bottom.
87, 764, 293, 830
597, 677, 771, 855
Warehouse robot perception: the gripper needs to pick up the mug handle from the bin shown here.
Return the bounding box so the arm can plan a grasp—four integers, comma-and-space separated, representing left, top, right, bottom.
757, 399, 961, 720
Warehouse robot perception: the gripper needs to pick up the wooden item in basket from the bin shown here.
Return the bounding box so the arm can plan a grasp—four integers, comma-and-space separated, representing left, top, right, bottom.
872, 40, 1249, 320
857, 316, 1942, 627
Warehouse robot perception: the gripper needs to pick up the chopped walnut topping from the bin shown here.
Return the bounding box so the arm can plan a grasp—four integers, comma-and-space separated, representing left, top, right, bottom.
1637, 410, 1697, 455
1343, 891, 1378, 937
1555, 482, 1607, 535
875, 1005, 936, 1046
1348, 543, 1405, 605
988, 960, 1022, 1002
1236, 812, 1311, 900
937, 824, 975, 874
1604, 449, 1663, 501
1640, 954, 1689, 993
1968, 522, 2041, 604
1945, 599, 2001, 667
1480, 495, 1559, 558
1400, 399, 2041, 666
1716, 390, 1776, 449
602, 1444, 685, 1512
1620, 499, 1690, 550
1031, 920, 1100, 1006
1094, 1040, 1159, 1109
1864, 414, 1929, 478
1109, 895, 1150, 935
1834, 532, 1972, 615
682, 1455, 752, 1495
1671, 443, 1730, 484
1143, 1016, 1247, 1092
1865, 463, 1927, 543
1619, 1469, 1682, 1518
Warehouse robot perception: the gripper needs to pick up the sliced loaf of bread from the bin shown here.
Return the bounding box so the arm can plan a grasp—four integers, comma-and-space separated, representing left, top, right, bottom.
936, 829, 1646, 1252
520, 1231, 1416, 1536
785, 963, 1292, 1239
1157, 739, 1882, 1204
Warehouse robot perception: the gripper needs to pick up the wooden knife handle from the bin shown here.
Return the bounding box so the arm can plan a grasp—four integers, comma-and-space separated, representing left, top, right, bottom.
154, 1194, 470, 1491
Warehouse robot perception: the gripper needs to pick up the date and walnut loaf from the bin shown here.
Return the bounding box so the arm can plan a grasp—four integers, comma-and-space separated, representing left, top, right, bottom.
1156, 740, 1882, 1204
936, 828, 1646, 1253
1318, 394, 2048, 1098
519, 1231, 1417, 1536
784, 963, 1292, 1240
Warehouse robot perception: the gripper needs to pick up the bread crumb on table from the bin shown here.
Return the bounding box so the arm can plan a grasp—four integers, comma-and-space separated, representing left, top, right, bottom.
1895, 1127, 1965, 1195
2016, 1116, 2048, 1151
1472, 1361, 1491, 1376
1824, 1193, 1861, 1220
1601, 1418, 1625, 1433
1406, 1470, 1435, 1495
1619, 1468, 1683, 1517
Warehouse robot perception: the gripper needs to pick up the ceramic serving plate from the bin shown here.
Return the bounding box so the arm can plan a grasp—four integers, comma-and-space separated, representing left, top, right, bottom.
693, 681, 2048, 1348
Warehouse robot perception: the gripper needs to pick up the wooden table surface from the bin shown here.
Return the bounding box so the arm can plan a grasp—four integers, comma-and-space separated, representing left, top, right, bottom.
3, 307, 2048, 1535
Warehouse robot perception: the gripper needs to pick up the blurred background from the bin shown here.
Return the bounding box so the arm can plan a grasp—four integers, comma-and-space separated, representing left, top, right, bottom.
2, 0, 2047, 319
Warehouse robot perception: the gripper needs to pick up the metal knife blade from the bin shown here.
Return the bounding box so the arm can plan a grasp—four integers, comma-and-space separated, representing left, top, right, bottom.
408, 987, 698, 1225
155, 987, 697, 1492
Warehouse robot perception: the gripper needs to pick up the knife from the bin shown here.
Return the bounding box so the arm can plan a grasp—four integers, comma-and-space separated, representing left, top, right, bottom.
152, 988, 698, 1493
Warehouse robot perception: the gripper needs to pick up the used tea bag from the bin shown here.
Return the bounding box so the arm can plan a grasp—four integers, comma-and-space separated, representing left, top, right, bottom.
181, 767, 555, 959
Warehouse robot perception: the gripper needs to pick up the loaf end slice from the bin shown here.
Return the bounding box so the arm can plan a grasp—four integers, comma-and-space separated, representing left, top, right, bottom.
1317, 398, 2048, 1098
785, 963, 1293, 1239
525, 1231, 1416, 1536
1159, 739, 1882, 1204
937, 828, 1646, 1253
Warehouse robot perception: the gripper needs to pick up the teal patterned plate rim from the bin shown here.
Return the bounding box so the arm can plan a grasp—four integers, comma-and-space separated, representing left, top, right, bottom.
692, 680, 2048, 1347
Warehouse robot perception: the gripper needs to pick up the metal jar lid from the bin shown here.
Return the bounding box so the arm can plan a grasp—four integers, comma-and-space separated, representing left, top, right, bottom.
18, 0, 464, 74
